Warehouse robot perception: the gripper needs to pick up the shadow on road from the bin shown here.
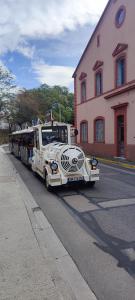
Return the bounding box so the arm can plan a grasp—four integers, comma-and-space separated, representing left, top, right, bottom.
81, 211, 135, 278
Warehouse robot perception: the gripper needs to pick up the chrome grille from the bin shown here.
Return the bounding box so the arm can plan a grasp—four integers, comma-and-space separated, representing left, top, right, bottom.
60, 146, 84, 173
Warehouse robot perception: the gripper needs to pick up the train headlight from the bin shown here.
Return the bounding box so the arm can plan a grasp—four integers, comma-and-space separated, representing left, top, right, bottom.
50, 161, 58, 171
90, 158, 98, 169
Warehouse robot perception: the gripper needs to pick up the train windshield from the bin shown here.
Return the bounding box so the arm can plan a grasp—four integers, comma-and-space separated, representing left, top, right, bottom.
41, 126, 68, 145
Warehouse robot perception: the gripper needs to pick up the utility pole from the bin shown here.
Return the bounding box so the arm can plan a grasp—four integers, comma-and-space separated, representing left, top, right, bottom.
59, 104, 61, 122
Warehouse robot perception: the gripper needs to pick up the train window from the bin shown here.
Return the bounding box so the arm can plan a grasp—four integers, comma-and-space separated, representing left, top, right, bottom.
42, 126, 68, 145
34, 130, 40, 149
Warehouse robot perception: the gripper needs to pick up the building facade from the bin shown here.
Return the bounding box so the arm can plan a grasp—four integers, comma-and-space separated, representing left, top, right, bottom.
73, 0, 135, 161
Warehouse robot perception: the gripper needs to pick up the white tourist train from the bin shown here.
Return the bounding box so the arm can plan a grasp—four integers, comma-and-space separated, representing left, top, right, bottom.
9, 122, 99, 190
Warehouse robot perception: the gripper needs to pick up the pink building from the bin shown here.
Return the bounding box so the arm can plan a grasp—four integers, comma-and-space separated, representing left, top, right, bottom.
73, 0, 135, 161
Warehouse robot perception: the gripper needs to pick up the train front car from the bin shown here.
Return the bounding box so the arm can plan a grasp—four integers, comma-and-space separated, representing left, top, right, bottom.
31, 122, 99, 191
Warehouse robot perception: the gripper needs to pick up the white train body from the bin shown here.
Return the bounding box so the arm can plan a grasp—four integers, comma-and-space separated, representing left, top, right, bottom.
9, 122, 99, 190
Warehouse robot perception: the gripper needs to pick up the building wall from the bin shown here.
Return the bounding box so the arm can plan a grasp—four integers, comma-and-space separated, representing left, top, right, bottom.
74, 0, 135, 161
77, 90, 135, 144
76, 0, 135, 101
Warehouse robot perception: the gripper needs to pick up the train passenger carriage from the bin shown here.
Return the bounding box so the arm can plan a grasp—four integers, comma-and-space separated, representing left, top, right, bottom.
9, 128, 34, 166
9, 122, 99, 191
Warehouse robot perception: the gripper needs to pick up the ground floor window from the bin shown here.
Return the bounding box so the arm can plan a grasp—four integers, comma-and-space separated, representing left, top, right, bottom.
80, 121, 88, 143
94, 117, 105, 143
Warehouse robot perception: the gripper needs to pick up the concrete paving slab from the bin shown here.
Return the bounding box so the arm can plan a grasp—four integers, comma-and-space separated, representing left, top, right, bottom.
56, 190, 78, 198
33, 208, 51, 230
34, 209, 68, 259
63, 194, 99, 212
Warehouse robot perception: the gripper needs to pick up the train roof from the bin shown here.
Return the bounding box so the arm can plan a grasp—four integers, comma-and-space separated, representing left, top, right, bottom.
11, 127, 34, 135
33, 122, 72, 128
10, 122, 73, 135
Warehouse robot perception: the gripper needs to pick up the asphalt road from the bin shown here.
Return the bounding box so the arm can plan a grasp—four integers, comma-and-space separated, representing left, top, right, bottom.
8, 152, 135, 300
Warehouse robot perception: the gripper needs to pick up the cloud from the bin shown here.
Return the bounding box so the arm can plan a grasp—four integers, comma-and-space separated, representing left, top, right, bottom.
16, 44, 35, 59
33, 62, 74, 87
0, 0, 108, 56
36, 24, 94, 62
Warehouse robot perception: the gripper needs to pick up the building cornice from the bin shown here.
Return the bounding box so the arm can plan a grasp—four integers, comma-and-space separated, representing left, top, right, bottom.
104, 81, 135, 99
76, 80, 135, 106
93, 61, 104, 71
112, 43, 128, 57
111, 102, 129, 110
79, 72, 87, 80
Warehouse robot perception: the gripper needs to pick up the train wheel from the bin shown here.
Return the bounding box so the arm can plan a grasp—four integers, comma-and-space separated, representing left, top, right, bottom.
45, 173, 52, 192
86, 181, 95, 188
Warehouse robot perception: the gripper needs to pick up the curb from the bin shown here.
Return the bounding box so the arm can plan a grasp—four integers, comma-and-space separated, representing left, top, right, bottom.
3, 147, 97, 300
97, 157, 135, 170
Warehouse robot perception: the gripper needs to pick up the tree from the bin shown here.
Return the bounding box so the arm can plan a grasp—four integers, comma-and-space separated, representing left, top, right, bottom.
7, 84, 74, 130
0, 63, 21, 130
28, 84, 74, 123
8, 91, 40, 129
0, 64, 19, 106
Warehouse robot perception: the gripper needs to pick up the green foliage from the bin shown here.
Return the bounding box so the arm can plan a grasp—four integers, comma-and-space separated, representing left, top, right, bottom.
0, 64, 18, 108
0, 65, 74, 129
0, 64, 21, 131
9, 84, 74, 128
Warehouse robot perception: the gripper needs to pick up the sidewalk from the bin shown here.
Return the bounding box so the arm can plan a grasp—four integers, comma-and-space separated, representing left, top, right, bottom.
97, 156, 135, 170
86, 152, 135, 171
0, 146, 96, 300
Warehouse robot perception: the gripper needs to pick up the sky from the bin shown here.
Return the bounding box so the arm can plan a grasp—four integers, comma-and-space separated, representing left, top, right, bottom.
0, 0, 108, 91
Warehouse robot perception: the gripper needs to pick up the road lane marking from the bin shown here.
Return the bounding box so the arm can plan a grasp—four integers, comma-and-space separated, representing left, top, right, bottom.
100, 198, 135, 209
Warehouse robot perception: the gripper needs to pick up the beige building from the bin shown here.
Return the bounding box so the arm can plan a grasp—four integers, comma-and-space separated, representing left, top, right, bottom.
73, 0, 135, 161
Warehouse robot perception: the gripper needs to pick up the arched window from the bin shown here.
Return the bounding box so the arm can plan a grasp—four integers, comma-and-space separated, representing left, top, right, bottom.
94, 117, 105, 143
81, 81, 86, 103
116, 55, 126, 87
80, 121, 88, 143
95, 70, 103, 96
